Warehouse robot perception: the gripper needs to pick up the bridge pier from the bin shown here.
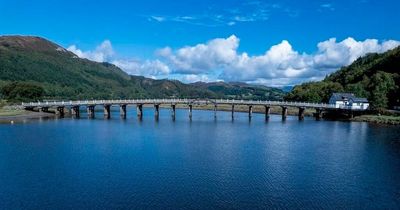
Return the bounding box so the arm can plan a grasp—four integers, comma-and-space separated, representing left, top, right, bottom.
214, 104, 217, 118
281, 106, 288, 120
55, 106, 65, 117
248, 105, 253, 119
120, 105, 127, 118
154, 104, 160, 120
103, 105, 111, 119
40, 107, 49, 112
137, 104, 143, 119
315, 108, 323, 120
265, 106, 270, 120
231, 104, 235, 119
71, 106, 80, 118
189, 104, 193, 119
87, 105, 95, 118
171, 104, 176, 120
298, 107, 305, 120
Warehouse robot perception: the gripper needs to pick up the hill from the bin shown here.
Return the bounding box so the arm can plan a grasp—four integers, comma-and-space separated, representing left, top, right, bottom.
192, 81, 284, 100
285, 47, 400, 109
0, 35, 285, 101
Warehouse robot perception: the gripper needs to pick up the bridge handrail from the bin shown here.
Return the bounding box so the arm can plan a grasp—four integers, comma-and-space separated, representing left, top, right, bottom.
20, 99, 367, 111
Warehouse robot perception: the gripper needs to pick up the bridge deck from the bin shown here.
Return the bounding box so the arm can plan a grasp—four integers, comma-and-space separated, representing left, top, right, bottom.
21, 99, 366, 111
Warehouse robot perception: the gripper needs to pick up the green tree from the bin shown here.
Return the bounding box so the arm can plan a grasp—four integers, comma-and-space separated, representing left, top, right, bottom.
368, 71, 397, 109
1, 82, 45, 101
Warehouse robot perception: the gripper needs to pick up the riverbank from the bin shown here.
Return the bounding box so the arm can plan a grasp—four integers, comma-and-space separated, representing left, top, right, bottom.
0, 107, 54, 123
351, 115, 400, 125
1, 104, 399, 125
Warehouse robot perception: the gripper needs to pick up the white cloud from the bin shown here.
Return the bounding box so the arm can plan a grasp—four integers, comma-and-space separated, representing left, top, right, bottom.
181, 74, 211, 83
67, 40, 114, 62
111, 59, 170, 77
67, 41, 170, 78
158, 35, 239, 74
160, 36, 399, 85
67, 36, 400, 86
149, 16, 166, 22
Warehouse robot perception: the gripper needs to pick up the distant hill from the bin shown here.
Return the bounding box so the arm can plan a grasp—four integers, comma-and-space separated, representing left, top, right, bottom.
285, 47, 400, 109
192, 81, 284, 100
0, 35, 285, 101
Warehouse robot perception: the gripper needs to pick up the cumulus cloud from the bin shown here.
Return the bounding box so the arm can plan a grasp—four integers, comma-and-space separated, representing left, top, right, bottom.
159, 36, 399, 85
67, 41, 170, 78
67, 36, 400, 86
67, 40, 114, 62
111, 59, 170, 77
181, 74, 211, 83
158, 35, 239, 74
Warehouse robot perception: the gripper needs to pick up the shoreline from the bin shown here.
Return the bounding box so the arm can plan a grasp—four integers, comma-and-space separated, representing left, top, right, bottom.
0, 109, 55, 123
1, 106, 399, 125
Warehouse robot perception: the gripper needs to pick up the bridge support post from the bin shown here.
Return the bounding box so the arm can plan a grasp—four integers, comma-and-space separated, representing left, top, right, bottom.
56, 106, 65, 117
137, 104, 143, 119
154, 104, 160, 120
281, 106, 288, 120
298, 107, 305, 120
214, 104, 217, 118
120, 105, 127, 119
171, 104, 176, 120
265, 106, 270, 120
248, 105, 253, 119
189, 104, 193, 119
71, 106, 80, 118
103, 105, 111, 119
231, 104, 235, 119
315, 108, 323, 120
87, 105, 95, 118
40, 107, 49, 112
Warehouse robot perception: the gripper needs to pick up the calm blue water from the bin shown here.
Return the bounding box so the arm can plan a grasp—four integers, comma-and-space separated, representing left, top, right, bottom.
0, 107, 399, 209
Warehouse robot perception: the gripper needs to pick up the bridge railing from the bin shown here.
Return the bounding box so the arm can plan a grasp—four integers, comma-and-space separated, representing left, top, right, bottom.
21, 99, 365, 110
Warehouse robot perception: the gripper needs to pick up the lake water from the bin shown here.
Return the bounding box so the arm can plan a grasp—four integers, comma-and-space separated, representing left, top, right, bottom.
0, 107, 399, 209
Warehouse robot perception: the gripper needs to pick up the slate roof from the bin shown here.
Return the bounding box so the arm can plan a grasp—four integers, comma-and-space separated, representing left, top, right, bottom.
351, 97, 369, 103
330, 93, 368, 103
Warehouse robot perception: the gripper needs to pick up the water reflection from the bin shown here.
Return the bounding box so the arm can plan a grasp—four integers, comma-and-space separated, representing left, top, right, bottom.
0, 108, 399, 209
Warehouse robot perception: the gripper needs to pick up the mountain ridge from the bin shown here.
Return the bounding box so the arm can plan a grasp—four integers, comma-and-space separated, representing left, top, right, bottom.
0, 35, 285, 101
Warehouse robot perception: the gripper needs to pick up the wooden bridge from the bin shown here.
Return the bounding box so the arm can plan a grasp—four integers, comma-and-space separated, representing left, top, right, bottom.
21, 99, 365, 120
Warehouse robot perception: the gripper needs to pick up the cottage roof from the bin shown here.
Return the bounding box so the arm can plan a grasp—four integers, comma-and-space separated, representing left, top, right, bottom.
351, 98, 369, 103
330, 93, 368, 103
330, 93, 355, 101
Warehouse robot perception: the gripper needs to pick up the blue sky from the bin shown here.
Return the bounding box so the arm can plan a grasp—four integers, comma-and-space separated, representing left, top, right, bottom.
1, 0, 399, 86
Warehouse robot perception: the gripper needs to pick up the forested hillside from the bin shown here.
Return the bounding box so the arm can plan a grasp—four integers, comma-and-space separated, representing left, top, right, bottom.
0, 35, 285, 102
285, 47, 400, 109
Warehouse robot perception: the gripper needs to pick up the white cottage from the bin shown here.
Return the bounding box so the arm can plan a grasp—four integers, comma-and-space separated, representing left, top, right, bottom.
329, 93, 369, 110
